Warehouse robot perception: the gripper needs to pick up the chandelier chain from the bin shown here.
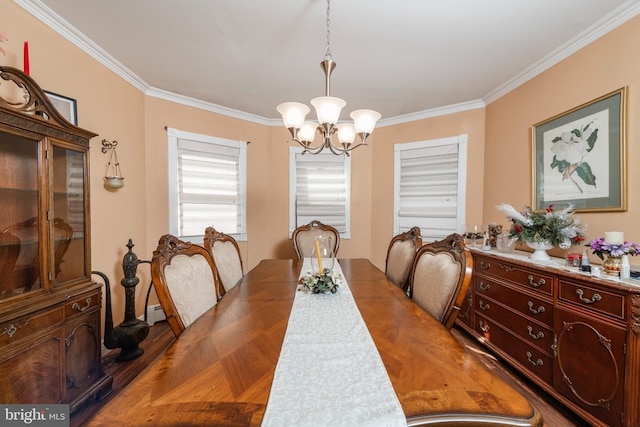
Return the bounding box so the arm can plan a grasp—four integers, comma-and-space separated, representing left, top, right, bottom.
325, 0, 332, 60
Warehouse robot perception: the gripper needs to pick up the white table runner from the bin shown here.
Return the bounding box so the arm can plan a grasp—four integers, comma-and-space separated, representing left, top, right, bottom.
261, 259, 407, 427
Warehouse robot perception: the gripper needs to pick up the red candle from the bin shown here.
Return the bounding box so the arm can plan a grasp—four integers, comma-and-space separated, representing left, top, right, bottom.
23, 41, 29, 75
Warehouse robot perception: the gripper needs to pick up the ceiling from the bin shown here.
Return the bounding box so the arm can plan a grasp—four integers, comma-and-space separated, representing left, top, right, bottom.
22, 0, 640, 124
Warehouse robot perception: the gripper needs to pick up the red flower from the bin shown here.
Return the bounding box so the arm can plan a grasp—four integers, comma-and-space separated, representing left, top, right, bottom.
514, 224, 522, 233
545, 204, 554, 213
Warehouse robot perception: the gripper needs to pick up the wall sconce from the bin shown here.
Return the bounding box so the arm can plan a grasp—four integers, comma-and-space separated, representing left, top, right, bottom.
101, 139, 124, 190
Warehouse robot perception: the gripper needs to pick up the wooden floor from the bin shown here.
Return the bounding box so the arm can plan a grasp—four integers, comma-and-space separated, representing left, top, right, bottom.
71, 321, 587, 427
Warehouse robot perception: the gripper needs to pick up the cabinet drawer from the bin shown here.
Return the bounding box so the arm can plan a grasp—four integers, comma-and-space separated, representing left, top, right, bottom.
475, 294, 553, 354
559, 280, 624, 320
476, 314, 552, 385
65, 291, 100, 319
475, 256, 553, 296
475, 277, 553, 326
0, 308, 64, 348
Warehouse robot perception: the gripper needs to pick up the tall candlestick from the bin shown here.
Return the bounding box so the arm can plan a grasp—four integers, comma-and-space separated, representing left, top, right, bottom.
604, 231, 624, 245
23, 41, 29, 75
315, 239, 323, 272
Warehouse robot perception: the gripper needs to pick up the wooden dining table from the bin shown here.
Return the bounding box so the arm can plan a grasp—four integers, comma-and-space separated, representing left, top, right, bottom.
87, 258, 542, 426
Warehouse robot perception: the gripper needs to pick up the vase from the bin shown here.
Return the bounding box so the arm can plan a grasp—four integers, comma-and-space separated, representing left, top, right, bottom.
310, 235, 336, 273
602, 255, 622, 276
526, 240, 554, 261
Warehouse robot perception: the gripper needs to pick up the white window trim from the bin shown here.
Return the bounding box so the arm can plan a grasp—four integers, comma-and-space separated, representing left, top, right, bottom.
167, 127, 247, 242
288, 146, 351, 239
393, 134, 468, 240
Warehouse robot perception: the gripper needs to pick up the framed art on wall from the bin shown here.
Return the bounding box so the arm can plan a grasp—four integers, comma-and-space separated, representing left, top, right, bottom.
44, 90, 77, 125
531, 87, 627, 212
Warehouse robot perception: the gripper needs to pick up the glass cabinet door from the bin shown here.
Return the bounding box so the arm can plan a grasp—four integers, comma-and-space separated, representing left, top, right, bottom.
51, 144, 87, 285
0, 134, 41, 300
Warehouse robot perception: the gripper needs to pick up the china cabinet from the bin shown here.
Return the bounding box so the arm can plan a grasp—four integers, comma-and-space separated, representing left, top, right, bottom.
457, 249, 640, 427
0, 67, 111, 410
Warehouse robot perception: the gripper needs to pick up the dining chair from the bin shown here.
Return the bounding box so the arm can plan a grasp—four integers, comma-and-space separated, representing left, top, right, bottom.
384, 226, 422, 292
291, 220, 340, 259
203, 226, 244, 293
150, 234, 223, 337
408, 233, 473, 330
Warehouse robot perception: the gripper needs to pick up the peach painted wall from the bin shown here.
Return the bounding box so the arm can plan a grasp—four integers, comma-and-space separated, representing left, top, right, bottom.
5, 4, 149, 327
6, 1, 640, 334
483, 14, 640, 265
369, 109, 486, 269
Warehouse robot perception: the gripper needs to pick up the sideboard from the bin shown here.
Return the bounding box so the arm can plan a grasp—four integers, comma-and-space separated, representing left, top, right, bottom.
456, 248, 640, 427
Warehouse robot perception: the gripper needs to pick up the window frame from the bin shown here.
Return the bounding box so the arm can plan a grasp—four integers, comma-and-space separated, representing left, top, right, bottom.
288, 146, 351, 239
393, 134, 468, 242
167, 127, 247, 242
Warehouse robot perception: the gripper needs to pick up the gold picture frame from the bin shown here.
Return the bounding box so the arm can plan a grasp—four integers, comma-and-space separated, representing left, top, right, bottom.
531, 87, 627, 212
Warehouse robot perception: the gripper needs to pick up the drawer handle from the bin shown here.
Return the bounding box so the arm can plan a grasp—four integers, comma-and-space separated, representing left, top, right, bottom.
526, 351, 544, 366
575, 289, 601, 305
527, 301, 545, 314
479, 261, 491, 270
478, 300, 490, 311
498, 263, 514, 272
479, 282, 491, 291
1, 320, 30, 338
527, 326, 544, 340
479, 320, 490, 333
72, 298, 92, 312
527, 275, 545, 288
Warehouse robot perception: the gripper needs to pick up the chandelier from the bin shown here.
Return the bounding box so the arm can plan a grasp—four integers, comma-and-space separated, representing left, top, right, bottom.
276, 0, 381, 155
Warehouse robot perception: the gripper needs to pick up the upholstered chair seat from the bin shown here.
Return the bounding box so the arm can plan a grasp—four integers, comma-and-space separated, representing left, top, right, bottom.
385, 226, 422, 291
409, 233, 473, 330
291, 220, 340, 259
151, 234, 223, 336
204, 227, 244, 293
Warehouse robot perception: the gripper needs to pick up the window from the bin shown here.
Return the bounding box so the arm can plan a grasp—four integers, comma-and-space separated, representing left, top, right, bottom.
167, 128, 247, 241
394, 135, 468, 242
289, 147, 351, 238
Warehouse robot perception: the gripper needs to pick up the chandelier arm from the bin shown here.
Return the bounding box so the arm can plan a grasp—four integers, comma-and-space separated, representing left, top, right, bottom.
289, 138, 325, 154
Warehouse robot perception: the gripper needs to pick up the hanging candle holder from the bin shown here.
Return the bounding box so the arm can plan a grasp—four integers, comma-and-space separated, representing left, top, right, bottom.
101, 139, 124, 189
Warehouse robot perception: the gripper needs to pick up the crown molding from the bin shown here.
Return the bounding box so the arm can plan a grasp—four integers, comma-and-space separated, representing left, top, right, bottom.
15, 0, 640, 126
483, 0, 640, 106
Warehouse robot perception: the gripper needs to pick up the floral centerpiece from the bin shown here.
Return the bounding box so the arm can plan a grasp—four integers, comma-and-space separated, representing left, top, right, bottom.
300, 268, 342, 294
587, 234, 639, 276
588, 237, 639, 260
496, 203, 587, 260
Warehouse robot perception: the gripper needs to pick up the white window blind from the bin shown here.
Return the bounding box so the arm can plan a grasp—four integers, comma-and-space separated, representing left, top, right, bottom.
289, 147, 350, 238
394, 135, 467, 242
167, 128, 247, 241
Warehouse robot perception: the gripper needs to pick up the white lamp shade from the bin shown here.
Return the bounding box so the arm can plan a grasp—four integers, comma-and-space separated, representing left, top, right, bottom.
299, 121, 318, 143
337, 123, 356, 145
311, 96, 346, 125
350, 109, 382, 134
276, 102, 310, 128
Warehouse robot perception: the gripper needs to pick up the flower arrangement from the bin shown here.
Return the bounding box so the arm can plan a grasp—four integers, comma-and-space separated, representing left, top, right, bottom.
588, 237, 640, 261
299, 268, 342, 294
496, 203, 587, 248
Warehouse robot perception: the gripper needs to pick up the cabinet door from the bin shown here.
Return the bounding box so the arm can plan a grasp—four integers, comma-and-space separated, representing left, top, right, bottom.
0, 330, 65, 403
554, 307, 625, 427
0, 134, 42, 299
50, 143, 88, 285
65, 310, 101, 405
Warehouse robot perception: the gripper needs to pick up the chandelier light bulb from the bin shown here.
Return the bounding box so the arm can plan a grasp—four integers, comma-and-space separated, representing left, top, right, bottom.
276, 102, 310, 129
311, 96, 346, 125
299, 121, 318, 143
337, 123, 356, 145
350, 109, 382, 134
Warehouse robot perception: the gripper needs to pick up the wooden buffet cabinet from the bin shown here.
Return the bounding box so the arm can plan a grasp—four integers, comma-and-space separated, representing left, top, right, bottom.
0, 67, 111, 410
456, 248, 640, 427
